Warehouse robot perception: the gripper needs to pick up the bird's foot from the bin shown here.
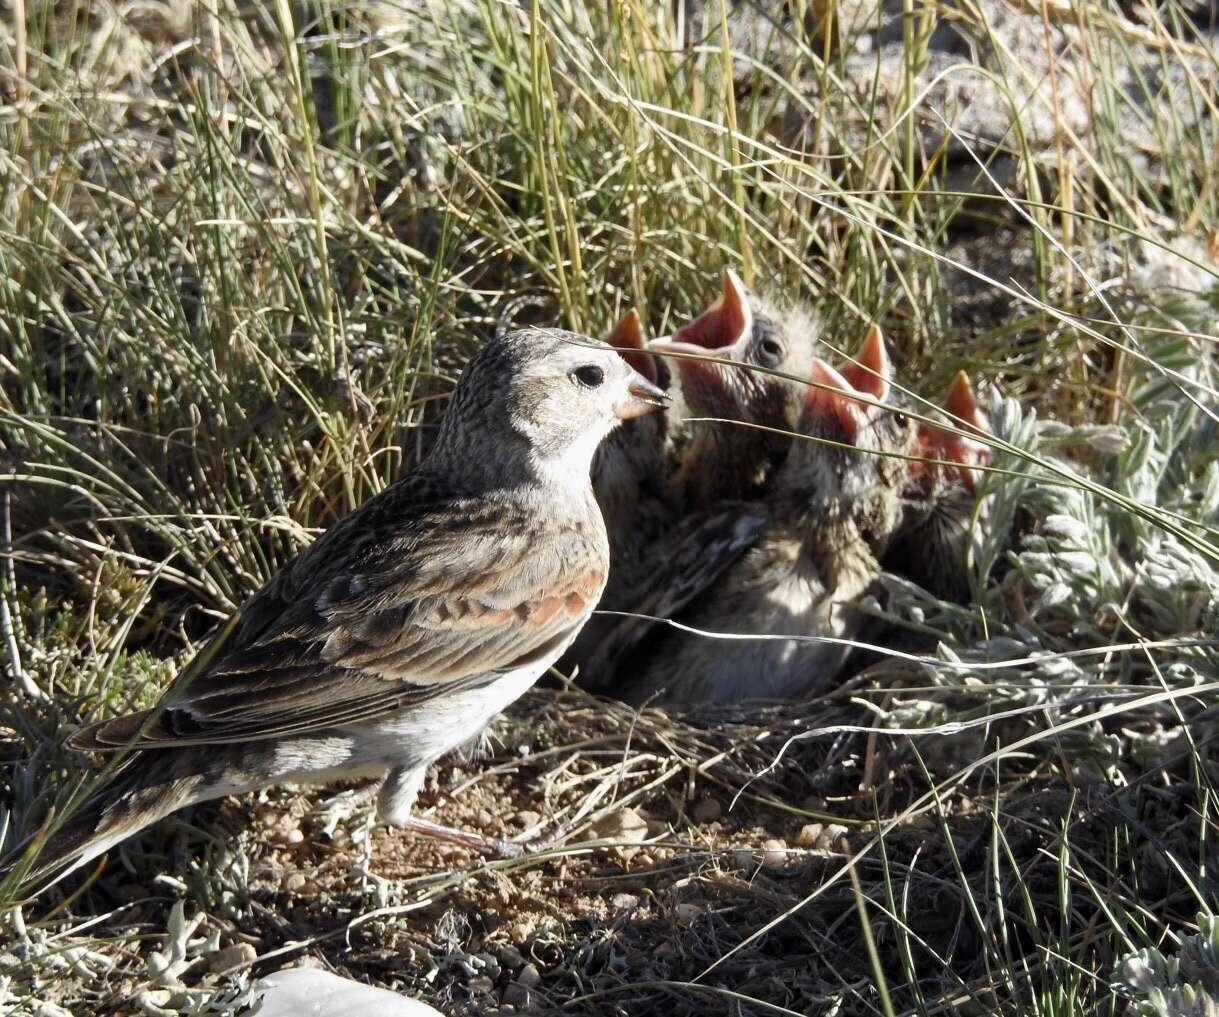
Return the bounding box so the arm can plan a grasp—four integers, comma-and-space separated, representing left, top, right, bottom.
401, 816, 571, 860
350, 808, 394, 903
314, 781, 382, 837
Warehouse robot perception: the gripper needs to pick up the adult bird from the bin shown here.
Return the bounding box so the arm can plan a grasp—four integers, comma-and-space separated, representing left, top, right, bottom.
13, 328, 668, 884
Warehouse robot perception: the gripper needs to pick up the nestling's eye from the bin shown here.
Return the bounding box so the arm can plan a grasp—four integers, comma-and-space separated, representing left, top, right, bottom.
572, 365, 605, 388
758, 338, 784, 367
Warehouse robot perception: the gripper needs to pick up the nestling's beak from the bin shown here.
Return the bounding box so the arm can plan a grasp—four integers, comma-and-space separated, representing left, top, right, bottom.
648, 269, 752, 358
941, 370, 992, 491
613, 371, 671, 420
943, 371, 988, 435
803, 357, 871, 443
914, 371, 992, 492
840, 324, 892, 402
646, 269, 752, 404
605, 308, 659, 385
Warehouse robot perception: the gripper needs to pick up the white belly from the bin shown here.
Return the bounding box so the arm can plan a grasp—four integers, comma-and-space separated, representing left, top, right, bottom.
348, 662, 544, 770
259, 620, 587, 803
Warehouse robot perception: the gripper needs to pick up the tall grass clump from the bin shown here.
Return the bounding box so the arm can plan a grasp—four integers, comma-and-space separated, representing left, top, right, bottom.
1, 1, 1217, 1014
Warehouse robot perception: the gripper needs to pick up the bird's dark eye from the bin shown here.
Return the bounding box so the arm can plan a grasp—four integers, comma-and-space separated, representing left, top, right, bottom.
758, 338, 784, 367
893, 412, 908, 428
572, 365, 605, 388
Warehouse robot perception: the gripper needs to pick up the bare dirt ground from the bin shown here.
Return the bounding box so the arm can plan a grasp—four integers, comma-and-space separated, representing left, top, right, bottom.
19, 682, 1207, 1016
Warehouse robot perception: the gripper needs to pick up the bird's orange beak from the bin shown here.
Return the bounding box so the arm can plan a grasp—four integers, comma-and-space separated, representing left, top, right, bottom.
803, 357, 872, 442
801, 325, 891, 443
839, 324, 891, 403
943, 370, 989, 435
647, 269, 752, 404
605, 308, 659, 385
915, 371, 992, 491
613, 371, 670, 420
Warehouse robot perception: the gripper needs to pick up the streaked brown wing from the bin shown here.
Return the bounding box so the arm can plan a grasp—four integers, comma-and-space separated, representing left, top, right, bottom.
71, 476, 606, 750
582, 504, 766, 683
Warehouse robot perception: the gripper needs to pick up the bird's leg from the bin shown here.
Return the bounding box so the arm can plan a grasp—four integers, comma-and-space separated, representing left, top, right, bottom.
313, 774, 392, 894
355, 808, 393, 904
407, 811, 592, 859
378, 766, 520, 858
379, 766, 565, 860
399, 817, 529, 860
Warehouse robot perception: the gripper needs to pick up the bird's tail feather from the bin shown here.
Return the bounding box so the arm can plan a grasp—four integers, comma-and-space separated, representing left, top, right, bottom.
4, 745, 251, 893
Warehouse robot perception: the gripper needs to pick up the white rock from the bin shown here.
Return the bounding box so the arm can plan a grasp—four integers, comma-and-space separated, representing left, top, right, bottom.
252, 968, 443, 1017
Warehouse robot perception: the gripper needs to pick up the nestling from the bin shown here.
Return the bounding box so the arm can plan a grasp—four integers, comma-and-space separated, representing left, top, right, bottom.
566, 310, 675, 692
11, 328, 668, 884
622, 327, 916, 707
886, 370, 993, 602
650, 269, 821, 507
588, 309, 672, 553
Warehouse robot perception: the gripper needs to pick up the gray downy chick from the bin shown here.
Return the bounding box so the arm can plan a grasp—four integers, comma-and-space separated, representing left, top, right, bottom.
622, 327, 916, 708
649, 269, 821, 509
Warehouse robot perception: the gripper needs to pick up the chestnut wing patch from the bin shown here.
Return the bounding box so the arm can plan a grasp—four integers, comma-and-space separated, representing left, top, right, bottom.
71, 565, 606, 751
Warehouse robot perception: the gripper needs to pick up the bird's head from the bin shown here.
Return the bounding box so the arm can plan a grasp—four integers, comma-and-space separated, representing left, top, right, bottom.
647, 269, 817, 430
910, 371, 992, 496
436, 327, 669, 489
785, 326, 916, 538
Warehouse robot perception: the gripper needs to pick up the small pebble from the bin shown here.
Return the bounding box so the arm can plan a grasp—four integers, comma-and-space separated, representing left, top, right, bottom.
284, 829, 304, 845
610, 893, 639, 911
673, 902, 702, 926
207, 943, 256, 973
467, 975, 496, 993
513, 810, 543, 830
508, 922, 534, 944
282, 872, 306, 894
814, 823, 850, 851
516, 963, 541, 989
760, 838, 787, 868
691, 797, 722, 823
795, 823, 823, 848
502, 984, 531, 1008
731, 848, 755, 870
473, 953, 500, 979
583, 807, 648, 861
497, 944, 525, 970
